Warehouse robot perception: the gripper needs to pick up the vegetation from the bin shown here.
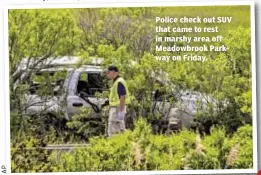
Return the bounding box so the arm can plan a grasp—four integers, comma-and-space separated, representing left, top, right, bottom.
11, 118, 253, 172
9, 6, 253, 172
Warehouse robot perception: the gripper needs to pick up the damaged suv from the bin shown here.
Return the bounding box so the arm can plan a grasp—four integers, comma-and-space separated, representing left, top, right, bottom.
19, 56, 213, 132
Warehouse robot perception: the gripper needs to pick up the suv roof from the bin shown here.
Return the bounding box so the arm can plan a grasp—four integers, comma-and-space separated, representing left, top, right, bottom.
19, 56, 103, 71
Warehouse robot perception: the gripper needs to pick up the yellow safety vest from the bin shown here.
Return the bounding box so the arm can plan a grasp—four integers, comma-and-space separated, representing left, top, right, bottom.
109, 77, 130, 106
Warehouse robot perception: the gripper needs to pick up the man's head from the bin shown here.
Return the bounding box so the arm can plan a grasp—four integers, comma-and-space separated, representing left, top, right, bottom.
106, 65, 119, 80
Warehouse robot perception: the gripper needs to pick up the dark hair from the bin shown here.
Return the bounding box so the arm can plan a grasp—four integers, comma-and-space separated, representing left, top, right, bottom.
107, 65, 119, 72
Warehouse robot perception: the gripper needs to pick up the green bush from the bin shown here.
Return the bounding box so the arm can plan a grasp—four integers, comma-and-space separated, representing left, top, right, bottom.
49, 119, 253, 172
11, 137, 53, 173
229, 125, 253, 169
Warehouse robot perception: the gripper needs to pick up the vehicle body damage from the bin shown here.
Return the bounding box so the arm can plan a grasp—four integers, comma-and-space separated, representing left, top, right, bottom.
17, 56, 218, 132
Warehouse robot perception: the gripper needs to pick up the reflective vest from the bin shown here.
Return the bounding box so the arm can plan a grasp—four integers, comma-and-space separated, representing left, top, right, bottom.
109, 77, 130, 106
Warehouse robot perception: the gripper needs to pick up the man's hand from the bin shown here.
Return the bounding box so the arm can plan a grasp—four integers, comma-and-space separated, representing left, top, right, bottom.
118, 111, 125, 120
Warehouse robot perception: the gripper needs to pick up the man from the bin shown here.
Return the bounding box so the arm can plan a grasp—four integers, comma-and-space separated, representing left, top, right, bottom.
105, 65, 130, 137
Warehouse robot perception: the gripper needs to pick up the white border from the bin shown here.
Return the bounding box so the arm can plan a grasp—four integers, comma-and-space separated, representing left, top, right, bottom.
4, 1, 257, 174
4, 7, 10, 175
4, 1, 256, 9
251, 2, 258, 173
0, 6, 6, 175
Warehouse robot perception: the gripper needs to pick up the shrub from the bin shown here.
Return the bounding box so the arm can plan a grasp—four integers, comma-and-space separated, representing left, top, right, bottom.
50, 119, 253, 172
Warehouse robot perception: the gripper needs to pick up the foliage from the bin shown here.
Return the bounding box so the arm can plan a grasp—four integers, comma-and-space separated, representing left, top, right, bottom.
9, 6, 253, 173
49, 119, 253, 172
66, 107, 107, 141
229, 124, 253, 169
9, 9, 80, 83
73, 7, 253, 135
11, 136, 53, 173
9, 9, 80, 137
11, 119, 253, 172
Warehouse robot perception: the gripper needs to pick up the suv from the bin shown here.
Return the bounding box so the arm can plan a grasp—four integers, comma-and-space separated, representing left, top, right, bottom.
20, 56, 211, 132
25, 65, 108, 120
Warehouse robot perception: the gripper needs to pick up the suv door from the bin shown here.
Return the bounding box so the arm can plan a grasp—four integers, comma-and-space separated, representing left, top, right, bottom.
66, 70, 108, 119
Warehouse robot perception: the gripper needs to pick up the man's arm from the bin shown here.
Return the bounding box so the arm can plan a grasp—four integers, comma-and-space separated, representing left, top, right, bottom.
118, 82, 126, 112
119, 95, 125, 111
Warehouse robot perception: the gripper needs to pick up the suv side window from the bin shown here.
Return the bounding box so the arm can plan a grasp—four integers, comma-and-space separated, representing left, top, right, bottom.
77, 73, 89, 95
29, 70, 67, 96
